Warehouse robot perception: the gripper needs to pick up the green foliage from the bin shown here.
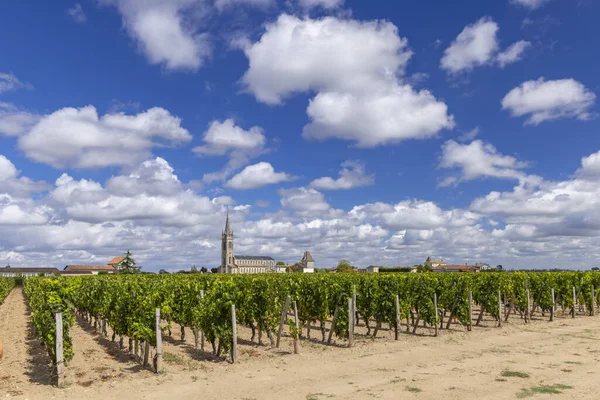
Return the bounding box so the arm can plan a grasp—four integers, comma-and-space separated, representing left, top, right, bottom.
0, 277, 16, 304
23, 278, 75, 365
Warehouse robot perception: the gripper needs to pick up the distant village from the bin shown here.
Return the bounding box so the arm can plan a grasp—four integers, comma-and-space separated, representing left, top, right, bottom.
1, 214, 503, 277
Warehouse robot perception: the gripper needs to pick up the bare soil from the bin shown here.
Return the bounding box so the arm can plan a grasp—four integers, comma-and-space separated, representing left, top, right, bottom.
1, 287, 599, 400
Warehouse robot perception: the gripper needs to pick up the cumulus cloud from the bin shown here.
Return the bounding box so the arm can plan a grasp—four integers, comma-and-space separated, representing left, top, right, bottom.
0, 103, 40, 137
240, 14, 453, 147
510, 0, 551, 10
225, 162, 294, 189
441, 17, 530, 74
280, 187, 330, 214
194, 119, 268, 183
0, 72, 31, 94
67, 3, 87, 23
98, 0, 211, 70
0, 155, 51, 197
439, 140, 529, 186
17, 105, 191, 169
496, 40, 531, 67
502, 78, 596, 125
310, 161, 374, 190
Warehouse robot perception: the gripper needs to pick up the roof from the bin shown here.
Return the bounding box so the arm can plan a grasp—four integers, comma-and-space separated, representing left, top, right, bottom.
60, 270, 93, 275
235, 256, 275, 261
64, 265, 116, 271
107, 256, 125, 266
302, 251, 314, 263
0, 267, 60, 274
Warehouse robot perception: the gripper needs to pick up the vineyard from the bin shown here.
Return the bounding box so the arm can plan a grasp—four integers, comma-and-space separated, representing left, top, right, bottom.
11, 270, 600, 384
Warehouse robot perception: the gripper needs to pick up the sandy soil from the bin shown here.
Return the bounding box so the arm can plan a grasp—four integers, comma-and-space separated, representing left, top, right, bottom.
1, 287, 599, 400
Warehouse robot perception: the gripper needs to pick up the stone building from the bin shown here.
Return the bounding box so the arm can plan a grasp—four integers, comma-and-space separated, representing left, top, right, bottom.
218, 210, 275, 274
424, 256, 446, 268
297, 251, 315, 273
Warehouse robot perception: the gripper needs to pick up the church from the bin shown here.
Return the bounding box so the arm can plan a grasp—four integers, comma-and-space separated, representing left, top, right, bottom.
218, 210, 276, 274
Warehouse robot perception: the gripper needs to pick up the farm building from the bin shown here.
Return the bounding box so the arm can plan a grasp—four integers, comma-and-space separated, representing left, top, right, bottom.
0, 265, 60, 277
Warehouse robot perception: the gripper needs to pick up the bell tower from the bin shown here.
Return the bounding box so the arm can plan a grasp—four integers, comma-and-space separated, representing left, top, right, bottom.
220, 209, 234, 273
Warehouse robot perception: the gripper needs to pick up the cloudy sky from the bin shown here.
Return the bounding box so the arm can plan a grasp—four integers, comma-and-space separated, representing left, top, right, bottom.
1, 0, 599, 271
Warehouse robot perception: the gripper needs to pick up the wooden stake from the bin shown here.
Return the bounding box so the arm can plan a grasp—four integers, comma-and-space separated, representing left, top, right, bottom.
525, 283, 530, 323
231, 304, 237, 363
395, 295, 401, 340
200, 290, 205, 351
572, 286, 576, 318
433, 293, 439, 337
592, 285, 595, 317
327, 295, 342, 345
55, 312, 64, 387
293, 301, 300, 354
467, 291, 473, 332
550, 288, 555, 322
143, 341, 150, 367
352, 286, 357, 326
497, 291, 502, 328
155, 309, 162, 373
348, 298, 354, 347
276, 295, 291, 349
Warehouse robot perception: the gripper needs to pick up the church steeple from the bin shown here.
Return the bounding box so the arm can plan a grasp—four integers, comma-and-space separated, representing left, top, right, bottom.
224, 207, 232, 235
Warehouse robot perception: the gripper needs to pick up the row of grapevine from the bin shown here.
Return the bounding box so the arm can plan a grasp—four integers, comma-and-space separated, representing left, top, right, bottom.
22, 278, 74, 365
0, 277, 15, 304
20, 271, 600, 368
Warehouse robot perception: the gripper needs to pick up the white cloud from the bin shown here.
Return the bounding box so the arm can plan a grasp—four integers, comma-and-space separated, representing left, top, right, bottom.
441, 17, 499, 74
496, 40, 531, 67
578, 150, 600, 180
0, 73, 31, 94
298, 0, 344, 10
0, 154, 51, 197
0, 155, 18, 181
0, 103, 39, 137
458, 126, 480, 142
225, 162, 294, 189
67, 3, 87, 23
99, 0, 211, 70
17, 105, 191, 169
502, 78, 596, 125
510, 0, 551, 10
194, 119, 268, 183
215, 0, 273, 11
310, 161, 374, 190
280, 187, 330, 213
441, 17, 530, 73
439, 140, 529, 186
240, 14, 453, 147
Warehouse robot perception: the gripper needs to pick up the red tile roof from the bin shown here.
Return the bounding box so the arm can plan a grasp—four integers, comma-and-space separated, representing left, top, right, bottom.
63, 265, 116, 271
107, 256, 125, 266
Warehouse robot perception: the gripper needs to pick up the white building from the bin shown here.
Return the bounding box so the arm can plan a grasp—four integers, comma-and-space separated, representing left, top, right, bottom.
0, 266, 60, 277
298, 251, 315, 273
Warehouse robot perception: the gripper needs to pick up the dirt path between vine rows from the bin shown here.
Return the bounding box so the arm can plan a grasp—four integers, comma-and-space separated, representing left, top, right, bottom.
1, 287, 599, 400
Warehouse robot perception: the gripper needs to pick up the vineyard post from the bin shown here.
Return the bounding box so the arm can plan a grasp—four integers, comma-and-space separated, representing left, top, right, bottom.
328, 294, 342, 345
200, 290, 205, 351
395, 295, 401, 340
276, 295, 291, 349
497, 291, 502, 328
572, 287, 576, 318
155, 308, 162, 373
525, 282, 530, 323
231, 304, 238, 363
55, 312, 65, 387
353, 285, 357, 326
467, 291, 473, 332
433, 293, 439, 337
592, 286, 595, 317
143, 341, 150, 367
293, 301, 300, 354
347, 298, 354, 347
550, 288, 555, 322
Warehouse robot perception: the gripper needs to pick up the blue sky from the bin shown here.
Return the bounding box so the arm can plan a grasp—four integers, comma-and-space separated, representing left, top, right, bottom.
1, 0, 599, 271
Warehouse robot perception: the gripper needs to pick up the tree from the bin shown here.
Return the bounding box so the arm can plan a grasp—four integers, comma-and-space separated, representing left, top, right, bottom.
416, 264, 431, 273
158, 269, 170, 274
276, 261, 286, 266
117, 250, 141, 274
210, 268, 219, 274
200, 267, 208, 273
336, 259, 354, 273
